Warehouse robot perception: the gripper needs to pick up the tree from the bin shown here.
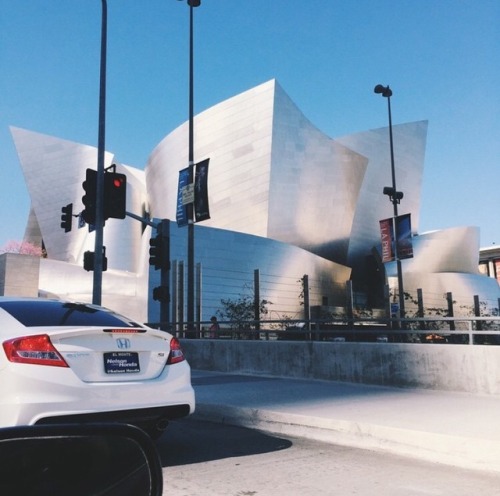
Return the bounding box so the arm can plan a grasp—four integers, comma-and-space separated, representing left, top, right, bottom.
0, 240, 44, 257
217, 292, 271, 330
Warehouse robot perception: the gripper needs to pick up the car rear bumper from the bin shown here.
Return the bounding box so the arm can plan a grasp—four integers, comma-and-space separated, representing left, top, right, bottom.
35, 403, 191, 429
0, 360, 195, 428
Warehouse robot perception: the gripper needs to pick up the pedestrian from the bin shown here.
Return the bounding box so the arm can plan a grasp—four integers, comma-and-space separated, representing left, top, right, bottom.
209, 316, 220, 338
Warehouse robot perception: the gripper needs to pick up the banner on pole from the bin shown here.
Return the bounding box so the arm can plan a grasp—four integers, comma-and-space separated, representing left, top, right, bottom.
194, 158, 210, 222
395, 213, 414, 259
176, 167, 190, 227
379, 217, 395, 263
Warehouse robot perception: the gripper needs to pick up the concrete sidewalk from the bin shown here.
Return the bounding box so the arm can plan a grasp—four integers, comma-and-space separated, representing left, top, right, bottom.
191, 370, 500, 474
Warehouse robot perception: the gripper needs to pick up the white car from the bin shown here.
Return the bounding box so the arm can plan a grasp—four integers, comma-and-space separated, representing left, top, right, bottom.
0, 297, 195, 438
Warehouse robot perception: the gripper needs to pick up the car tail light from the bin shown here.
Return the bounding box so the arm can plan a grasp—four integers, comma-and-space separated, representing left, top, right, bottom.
167, 337, 185, 365
2, 334, 69, 367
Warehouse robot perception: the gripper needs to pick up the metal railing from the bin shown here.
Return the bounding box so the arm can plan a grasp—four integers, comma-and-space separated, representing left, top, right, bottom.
147, 316, 500, 345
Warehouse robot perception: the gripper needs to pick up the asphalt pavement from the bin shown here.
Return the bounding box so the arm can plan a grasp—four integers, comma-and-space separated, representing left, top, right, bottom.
191, 370, 500, 474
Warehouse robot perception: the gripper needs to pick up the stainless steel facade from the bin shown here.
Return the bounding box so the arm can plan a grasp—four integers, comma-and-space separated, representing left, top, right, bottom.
10, 80, 499, 322
10, 127, 150, 320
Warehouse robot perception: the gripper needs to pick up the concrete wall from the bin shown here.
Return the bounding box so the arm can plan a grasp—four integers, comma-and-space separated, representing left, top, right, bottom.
0, 253, 40, 297
180, 339, 500, 395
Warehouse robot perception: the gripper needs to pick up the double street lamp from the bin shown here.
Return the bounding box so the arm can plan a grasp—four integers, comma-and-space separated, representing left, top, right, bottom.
374, 84, 405, 320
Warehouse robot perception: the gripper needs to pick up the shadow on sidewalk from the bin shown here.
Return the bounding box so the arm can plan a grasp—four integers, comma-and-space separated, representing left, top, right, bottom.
158, 417, 292, 467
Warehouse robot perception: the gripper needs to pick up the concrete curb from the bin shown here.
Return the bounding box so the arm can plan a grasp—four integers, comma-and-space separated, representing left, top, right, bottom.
195, 403, 500, 474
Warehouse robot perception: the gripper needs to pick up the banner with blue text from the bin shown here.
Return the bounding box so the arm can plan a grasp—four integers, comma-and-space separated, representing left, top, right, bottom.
395, 213, 413, 259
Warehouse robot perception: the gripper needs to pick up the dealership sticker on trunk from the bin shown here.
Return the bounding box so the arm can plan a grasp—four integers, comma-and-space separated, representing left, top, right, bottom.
104, 352, 140, 374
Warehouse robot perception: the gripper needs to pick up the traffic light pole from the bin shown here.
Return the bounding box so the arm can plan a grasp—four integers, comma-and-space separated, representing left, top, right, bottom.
92, 0, 107, 306
159, 219, 170, 327
125, 211, 157, 228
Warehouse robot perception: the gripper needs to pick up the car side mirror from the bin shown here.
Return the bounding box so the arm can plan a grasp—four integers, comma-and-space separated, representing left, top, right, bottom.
0, 423, 163, 496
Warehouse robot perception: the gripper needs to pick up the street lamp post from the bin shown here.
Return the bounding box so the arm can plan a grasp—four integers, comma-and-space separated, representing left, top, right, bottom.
374, 84, 405, 321
179, 0, 201, 332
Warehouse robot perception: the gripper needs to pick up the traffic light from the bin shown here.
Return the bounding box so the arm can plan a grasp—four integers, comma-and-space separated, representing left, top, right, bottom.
104, 172, 127, 220
149, 232, 163, 270
83, 251, 94, 271
153, 286, 169, 303
83, 249, 108, 272
82, 169, 97, 225
60, 203, 73, 233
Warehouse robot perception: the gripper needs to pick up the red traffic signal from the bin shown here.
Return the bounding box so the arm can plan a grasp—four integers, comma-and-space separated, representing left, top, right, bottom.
104, 172, 127, 220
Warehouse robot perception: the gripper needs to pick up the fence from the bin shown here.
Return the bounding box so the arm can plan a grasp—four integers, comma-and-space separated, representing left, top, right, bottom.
151, 264, 500, 339
148, 315, 500, 345
158, 264, 500, 326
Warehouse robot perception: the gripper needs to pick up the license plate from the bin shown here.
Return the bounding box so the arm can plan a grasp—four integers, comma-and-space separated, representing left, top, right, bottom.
104, 352, 140, 374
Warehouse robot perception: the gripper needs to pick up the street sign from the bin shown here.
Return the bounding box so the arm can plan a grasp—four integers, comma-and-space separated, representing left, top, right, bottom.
182, 183, 194, 205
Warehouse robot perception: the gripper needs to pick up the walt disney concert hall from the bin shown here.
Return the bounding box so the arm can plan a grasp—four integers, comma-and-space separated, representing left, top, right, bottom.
10, 80, 500, 324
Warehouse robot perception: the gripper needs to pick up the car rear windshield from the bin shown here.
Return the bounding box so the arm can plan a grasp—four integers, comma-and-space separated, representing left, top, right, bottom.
0, 300, 141, 328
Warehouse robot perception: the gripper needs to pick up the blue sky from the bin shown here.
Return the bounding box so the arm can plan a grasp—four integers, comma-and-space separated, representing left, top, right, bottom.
1, 0, 498, 249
